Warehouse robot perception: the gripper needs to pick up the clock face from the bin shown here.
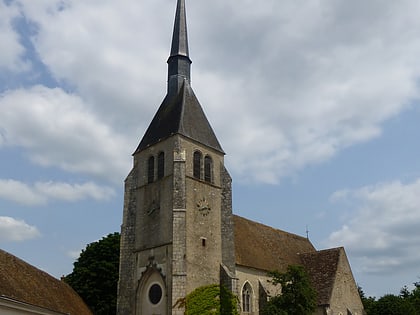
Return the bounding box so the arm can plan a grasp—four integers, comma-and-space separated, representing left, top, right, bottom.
196, 197, 211, 216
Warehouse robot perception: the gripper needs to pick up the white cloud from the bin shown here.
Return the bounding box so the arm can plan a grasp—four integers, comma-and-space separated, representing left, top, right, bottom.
35, 181, 115, 202
0, 179, 46, 206
0, 216, 40, 242
13, 0, 420, 182
0, 86, 131, 183
0, 179, 115, 206
0, 1, 29, 72
326, 179, 420, 275
5, 0, 420, 184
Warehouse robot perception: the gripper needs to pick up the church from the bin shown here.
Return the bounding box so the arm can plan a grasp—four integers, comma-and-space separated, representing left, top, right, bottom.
116, 1, 365, 314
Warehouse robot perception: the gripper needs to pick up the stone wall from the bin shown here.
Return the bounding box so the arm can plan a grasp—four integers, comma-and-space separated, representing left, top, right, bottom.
328, 249, 365, 315
116, 169, 137, 315
236, 265, 280, 315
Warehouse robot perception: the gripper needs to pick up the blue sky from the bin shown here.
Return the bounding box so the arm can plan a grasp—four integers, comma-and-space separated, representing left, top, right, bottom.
1, 0, 420, 298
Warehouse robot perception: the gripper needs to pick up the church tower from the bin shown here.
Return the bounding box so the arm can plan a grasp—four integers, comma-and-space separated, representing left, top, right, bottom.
117, 1, 236, 314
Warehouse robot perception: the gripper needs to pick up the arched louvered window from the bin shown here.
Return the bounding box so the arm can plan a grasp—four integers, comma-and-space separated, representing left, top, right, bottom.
242, 282, 252, 313
157, 152, 165, 179
147, 156, 155, 183
193, 151, 202, 179
204, 155, 213, 183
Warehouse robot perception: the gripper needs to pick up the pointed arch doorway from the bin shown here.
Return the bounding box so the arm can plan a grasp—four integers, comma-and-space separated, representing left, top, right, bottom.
136, 269, 167, 315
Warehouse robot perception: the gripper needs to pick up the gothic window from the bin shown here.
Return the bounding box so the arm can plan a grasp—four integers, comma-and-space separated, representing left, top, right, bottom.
193, 151, 202, 179
204, 155, 213, 183
148, 156, 155, 183
157, 152, 165, 179
242, 282, 252, 313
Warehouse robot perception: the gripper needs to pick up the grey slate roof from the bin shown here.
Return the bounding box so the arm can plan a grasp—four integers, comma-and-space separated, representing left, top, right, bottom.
135, 0, 223, 154
135, 80, 224, 153
170, 0, 189, 58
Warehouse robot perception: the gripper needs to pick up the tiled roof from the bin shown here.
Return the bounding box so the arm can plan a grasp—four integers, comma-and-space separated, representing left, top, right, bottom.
234, 215, 344, 307
234, 215, 316, 272
300, 247, 342, 305
0, 249, 92, 315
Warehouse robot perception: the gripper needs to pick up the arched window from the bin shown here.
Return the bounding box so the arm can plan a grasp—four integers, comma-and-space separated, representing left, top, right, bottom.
242, 282, 252, 313
148, 156, 155, 183
193, 151, 202, 179
204, 155, 213, 183
157, 152, 165, 179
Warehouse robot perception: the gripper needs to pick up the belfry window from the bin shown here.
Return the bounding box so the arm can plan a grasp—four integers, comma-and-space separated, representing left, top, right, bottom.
204, 155, 213, 183
148, 156, 155, 183
193, 151, 202, 179
157, 152, 165, 179
242, 282, 252, 313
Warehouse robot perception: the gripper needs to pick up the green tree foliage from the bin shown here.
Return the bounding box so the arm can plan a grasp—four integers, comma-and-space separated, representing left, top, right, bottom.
262, 265, 317, 315
181, 284, 238, 315
358, 286, 376, 314
64, 232, 120, 315
370, 294, 416, 315
410, 282, 420, 311
359, 282, 420, 315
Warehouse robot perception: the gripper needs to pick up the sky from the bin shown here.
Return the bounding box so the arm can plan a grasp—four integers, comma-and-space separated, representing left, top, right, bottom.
1, 0, 420, 298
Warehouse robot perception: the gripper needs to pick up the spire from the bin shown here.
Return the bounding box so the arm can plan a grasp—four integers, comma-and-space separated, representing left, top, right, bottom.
134, 0, 224, 155
167, 0, 192, 95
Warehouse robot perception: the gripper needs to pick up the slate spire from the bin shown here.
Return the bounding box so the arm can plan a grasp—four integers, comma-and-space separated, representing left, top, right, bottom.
134, 0, 224, 154
167, 0, 192, 95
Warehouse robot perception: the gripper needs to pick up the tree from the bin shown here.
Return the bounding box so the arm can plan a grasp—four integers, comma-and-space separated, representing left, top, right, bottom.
64, 232, 120, 315
358, 285, 376, 314
262, 265, 317, 315
410, 282, 420, 312
370, 294, 416, 315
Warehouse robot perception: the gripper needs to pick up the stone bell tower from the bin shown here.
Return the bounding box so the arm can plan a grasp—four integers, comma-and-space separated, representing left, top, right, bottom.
116, 1, 236, 314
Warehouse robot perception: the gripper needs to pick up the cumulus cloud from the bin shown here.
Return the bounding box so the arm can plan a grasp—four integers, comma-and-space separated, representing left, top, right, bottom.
0, 86, 131, 183
326, 179, 420, 275
0, 179, 115, 206
0, 179, 45, 205
192, 0, 420, 183
19, 0, 171, 129
0, 216, 40, 242
5, 0, 420, 184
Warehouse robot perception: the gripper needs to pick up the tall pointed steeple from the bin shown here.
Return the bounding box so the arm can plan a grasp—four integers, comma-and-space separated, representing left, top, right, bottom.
135, 0, 224, 154
118, 3, 235, 314
167, 0, 192, 95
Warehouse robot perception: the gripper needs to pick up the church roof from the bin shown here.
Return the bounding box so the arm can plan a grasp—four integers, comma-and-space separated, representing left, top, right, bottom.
300, 247, 342, 306
234, 216, 345, 307
234, 215, 316, 271
135, 80, 224, 154
134, 0, 223, 154
0, 249, 92, 315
